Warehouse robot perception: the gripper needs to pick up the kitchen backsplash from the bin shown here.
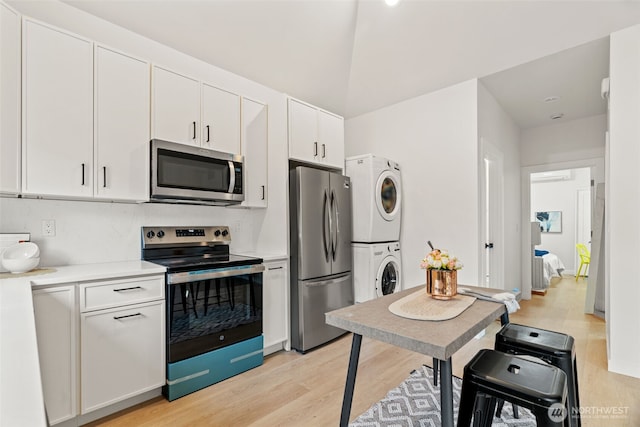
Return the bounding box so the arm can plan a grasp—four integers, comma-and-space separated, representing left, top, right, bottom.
0, 198, 262, 267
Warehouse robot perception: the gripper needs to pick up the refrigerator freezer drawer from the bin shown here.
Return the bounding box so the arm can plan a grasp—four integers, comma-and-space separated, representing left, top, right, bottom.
292, 273, 354, 352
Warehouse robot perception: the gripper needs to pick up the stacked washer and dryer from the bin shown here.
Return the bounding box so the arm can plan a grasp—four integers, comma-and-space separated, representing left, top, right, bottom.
346, 154, 403, 303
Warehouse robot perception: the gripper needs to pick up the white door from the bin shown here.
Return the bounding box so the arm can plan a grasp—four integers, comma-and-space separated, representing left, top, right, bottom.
152, 66, 200, 145
576, 187, 592, 271
241, 98, 268, 207
33, 285, 77, 425
318, 110, 344, 168
94, 45, 149, 201
22, 20, 93, 197
288, 98, 318, 163
201, 83, 240, 153
481, 139, 504, 289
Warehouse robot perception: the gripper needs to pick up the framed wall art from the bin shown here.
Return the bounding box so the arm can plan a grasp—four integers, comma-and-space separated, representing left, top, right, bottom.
535, 211, 562, 233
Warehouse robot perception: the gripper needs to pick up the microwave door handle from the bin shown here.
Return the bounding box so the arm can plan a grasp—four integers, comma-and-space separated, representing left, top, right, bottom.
228, 161, 235, 193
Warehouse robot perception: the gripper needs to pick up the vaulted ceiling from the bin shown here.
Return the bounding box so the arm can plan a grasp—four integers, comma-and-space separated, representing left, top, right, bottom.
56, 1, 640, 126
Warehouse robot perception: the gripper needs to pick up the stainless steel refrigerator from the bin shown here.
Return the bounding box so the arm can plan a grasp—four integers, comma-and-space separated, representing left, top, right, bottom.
290, 166, 354, 352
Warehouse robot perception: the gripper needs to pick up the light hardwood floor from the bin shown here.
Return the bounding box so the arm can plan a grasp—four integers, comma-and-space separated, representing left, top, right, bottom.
88, 277, 639, 426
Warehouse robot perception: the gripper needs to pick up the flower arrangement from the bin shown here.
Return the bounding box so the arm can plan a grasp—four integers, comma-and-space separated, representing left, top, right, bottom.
420, 249, 463, 271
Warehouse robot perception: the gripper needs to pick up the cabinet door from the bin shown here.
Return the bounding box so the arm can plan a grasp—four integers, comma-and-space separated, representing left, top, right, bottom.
33, 285, 77, 425
94, 46, 150, 201
318, 110, 345, 169
22, 19, 93, 197
152, 66, 200, 145
241, 98, 268, 208
202, 83, 240, 153
288, 98, 318, 163
263, 260, 288, 349
81, 300, 165, 414
0, 3, 20, 195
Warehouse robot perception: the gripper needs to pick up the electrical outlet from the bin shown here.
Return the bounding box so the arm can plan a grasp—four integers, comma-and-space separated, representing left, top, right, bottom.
42, 220, 56, 237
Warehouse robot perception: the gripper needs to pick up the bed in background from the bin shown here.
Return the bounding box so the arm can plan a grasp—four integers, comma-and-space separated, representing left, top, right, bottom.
532, 249, 566, 292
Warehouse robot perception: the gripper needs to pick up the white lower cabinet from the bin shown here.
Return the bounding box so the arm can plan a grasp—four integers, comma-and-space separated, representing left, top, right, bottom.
263, 260, 288, 350
81, 300, 165, 413
32, 274, 165, 425
32, 285, 78, 426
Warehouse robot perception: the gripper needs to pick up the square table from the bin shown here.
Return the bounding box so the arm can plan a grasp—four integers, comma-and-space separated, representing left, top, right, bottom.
326, 284, 510, 427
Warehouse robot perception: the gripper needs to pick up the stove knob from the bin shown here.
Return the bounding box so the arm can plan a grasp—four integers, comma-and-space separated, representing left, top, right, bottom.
157, 230, 165, 238
221, 229, 229, 237
146, 231, 155, 239
214, 230, 221, 237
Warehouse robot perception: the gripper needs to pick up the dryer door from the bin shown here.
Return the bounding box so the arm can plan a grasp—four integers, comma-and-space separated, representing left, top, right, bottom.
376, 256, 401, 297
375, 171, 401, 221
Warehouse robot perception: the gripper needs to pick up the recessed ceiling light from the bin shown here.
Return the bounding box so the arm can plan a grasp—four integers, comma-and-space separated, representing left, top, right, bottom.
544, 96, 561, 103
550, 113, 564, 120
385, 0, 400, 6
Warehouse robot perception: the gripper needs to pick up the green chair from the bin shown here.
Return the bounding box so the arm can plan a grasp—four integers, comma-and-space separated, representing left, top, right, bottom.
575, 244, 590, 281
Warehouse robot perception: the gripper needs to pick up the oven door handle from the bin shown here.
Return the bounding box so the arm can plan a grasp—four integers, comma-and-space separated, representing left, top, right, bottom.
166, 264, 265, 284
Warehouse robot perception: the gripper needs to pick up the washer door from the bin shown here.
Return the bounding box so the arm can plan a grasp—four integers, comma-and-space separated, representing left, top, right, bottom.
376, 256, 401, 297
375, 171, 401, 221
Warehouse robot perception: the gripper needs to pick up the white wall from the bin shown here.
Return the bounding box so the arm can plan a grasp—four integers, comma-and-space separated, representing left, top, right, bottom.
521, 114, 607, 167
530, 168, 591, 275
477, 82, 521, 291
345, 80, 479, 290
1, 0, 290, 263
607, 23, 640, 378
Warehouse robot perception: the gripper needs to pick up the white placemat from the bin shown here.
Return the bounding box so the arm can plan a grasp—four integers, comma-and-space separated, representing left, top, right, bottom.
388, 289, 476, 321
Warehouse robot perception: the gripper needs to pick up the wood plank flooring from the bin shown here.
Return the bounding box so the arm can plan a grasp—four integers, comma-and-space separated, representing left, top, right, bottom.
87, 277, 639, 426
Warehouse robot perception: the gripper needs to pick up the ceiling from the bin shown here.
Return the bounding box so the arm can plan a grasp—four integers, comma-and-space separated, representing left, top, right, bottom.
58, 0, 640, 127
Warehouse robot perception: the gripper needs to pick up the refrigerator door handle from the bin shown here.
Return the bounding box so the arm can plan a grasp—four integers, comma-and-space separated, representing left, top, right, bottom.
322, 190, 330, 262
330, 190, 338, 261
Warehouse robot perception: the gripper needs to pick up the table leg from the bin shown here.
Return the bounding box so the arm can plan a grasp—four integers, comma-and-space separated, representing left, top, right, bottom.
340, 333, 363, 427
439, 357, 454, 427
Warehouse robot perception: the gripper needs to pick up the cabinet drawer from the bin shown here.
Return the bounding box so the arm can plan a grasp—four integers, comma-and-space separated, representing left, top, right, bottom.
80, 275, 164, 312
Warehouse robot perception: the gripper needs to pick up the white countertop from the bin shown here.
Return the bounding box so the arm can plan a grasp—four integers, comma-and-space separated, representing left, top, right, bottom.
0, 260, 165, 427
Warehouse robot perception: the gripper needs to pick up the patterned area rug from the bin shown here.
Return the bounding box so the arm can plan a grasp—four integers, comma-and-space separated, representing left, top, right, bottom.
349, 365, 535, 426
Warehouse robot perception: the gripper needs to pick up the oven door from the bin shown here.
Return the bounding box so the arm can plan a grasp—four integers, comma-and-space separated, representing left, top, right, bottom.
166, 264, 264, 363
150, 139, 243, 205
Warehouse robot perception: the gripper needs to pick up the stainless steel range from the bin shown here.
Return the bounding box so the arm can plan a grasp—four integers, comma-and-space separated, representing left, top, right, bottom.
141, 226, 264, 401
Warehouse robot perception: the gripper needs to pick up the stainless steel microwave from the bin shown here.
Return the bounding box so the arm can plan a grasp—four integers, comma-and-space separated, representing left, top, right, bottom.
150, 139, 244, 205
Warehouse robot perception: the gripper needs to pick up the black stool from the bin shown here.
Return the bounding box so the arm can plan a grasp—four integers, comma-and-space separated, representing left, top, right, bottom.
495, 324, 581, 427
457, 349, 569, 427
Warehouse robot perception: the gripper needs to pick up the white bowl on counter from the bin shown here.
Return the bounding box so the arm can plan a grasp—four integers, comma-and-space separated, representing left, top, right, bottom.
1, 242, 40, 274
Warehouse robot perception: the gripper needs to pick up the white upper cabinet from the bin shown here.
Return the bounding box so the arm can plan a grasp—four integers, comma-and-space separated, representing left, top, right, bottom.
94, 45, 150, 201
318, 109, 345, 169
22, 18, 93, 197
0, 2, 20, 195
241, 98, 268, 208
288, 97, 344, 169
202, 83, 240, 154
152, 66, 241, 153
151, 66, 200, 146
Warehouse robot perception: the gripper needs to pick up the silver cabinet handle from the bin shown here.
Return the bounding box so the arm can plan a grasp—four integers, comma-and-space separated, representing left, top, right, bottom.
322, 143, 326, 158
261, 185, 265, 200
206, 125, 211, 142
192, 121, 197, 140
103, 166, 107, 188
113, 286, 142, 292
314, 142, 318, 156
81, 163, 85, 185
113, 312, 142, 320
268, 266, 284, 270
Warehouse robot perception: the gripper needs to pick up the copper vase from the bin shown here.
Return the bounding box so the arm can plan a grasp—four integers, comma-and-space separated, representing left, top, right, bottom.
426, 269, 457, 300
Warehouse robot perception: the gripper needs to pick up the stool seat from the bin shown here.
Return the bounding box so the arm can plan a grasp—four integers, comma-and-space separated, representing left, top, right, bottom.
495, 324, 580, 427
458, 349, 568, 427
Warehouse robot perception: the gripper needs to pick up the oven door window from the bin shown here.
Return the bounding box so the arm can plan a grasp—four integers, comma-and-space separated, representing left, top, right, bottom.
158, 148, 230, 192
167, 272, 263, 363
